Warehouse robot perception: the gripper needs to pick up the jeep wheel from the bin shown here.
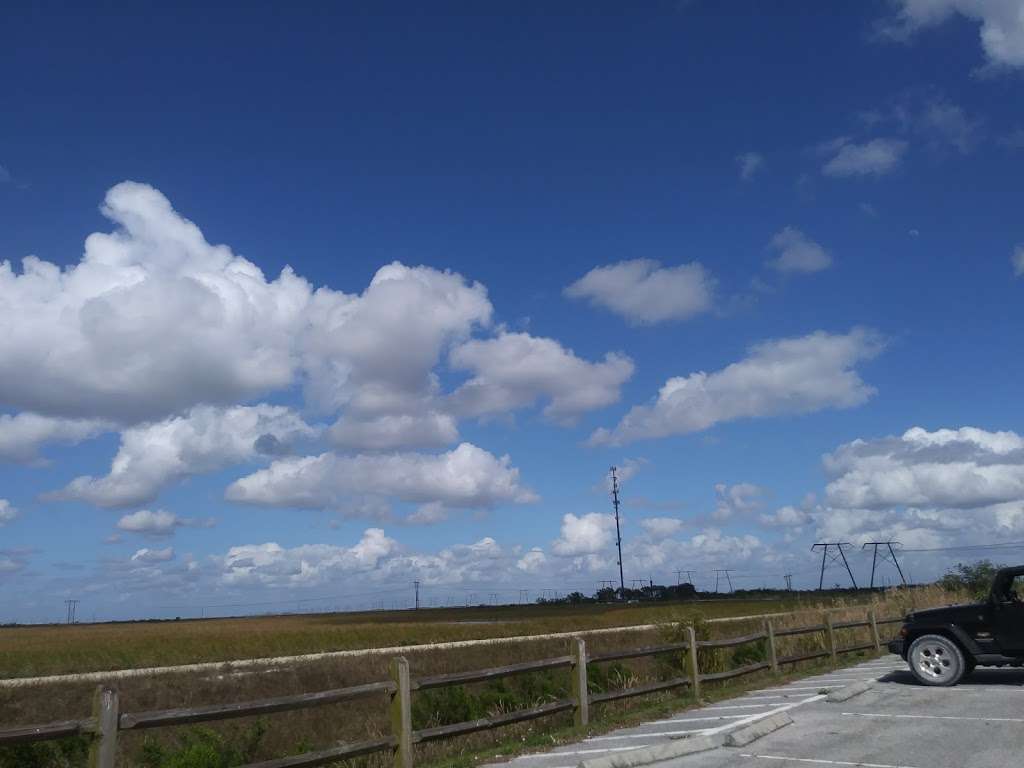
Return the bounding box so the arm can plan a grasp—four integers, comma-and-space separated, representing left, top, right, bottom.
908, 634, 965, 686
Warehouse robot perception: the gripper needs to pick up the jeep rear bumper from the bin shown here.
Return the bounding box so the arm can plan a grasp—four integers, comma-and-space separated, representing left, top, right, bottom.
887, 638, 904, 656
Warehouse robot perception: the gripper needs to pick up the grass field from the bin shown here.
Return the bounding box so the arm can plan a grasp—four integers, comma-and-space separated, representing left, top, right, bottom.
2, 595, 835, 678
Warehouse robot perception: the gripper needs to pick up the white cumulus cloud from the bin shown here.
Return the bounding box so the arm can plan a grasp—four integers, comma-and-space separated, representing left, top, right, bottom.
131, 547, 175, 563
52, 405, 318, 508
766, 227, 833, 273
0, 413, 110, 464
551, 513, 616, 556
590, 329, 883, 445
0, 500, 16, 526
712, 482, 766, 521
564, 259, 715, 325
883, 0, 1024, 69
117, 509, 214, 537
736, 151, 765, 180
225, 442, 537, 516
821, 137, 908, 177
448, 332, 634, 424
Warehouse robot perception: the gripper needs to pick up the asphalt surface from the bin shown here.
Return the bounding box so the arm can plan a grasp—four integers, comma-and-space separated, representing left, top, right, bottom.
482, 657, 906, 768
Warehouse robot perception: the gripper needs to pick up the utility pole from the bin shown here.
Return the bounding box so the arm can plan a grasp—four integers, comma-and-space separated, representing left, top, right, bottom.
812, 543, 857, 589
64, 599, 79, 625
610, 466, 625, 600
784, 574, 793, 591
862, 542, 907, 588
413, 581, 420, 610
713, 569, 735, 593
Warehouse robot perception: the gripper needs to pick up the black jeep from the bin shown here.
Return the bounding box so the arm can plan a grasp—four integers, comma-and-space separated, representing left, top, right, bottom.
889, 565, 1024, 686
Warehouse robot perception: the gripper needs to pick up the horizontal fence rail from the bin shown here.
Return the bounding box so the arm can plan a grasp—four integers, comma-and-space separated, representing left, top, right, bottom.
0, 606, 906, 767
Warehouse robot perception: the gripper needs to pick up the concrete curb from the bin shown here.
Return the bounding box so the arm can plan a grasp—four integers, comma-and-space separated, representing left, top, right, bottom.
724, 712, 793, 747
826, 680, 873, 702
577, 735, 717, 768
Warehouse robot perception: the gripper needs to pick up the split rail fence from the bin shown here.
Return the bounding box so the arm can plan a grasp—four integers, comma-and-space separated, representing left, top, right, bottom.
0, 608, 901, 768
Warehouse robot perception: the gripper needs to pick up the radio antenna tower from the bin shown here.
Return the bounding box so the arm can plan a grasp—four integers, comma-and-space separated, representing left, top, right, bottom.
610, 466, 625, 599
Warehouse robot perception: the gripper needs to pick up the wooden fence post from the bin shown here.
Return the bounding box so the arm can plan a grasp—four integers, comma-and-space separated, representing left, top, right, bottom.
868, 608, 882, 652
824, 612, 837, 667
389, 656, 413, 768
764, 619, 779, 675
685, 625, 701, 701
88, 685, 119, 768
570, 637, 589, 727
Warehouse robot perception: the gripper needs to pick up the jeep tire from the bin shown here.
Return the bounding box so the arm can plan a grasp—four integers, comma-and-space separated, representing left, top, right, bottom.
908, 634, 967, 687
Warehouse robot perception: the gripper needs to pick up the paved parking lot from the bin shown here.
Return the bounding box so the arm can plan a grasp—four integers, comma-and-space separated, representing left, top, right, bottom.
483, 656, 905, 768
676, 663, 1024, 768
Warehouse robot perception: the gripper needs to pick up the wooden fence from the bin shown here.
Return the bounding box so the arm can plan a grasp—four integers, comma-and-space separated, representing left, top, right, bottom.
0, 608, 901, 768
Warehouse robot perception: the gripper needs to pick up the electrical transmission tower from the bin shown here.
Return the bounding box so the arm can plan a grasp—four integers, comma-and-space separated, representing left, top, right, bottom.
64, 599, 79, 624
413, 581, 420, 610
862, 542, 907, 588
713, 569, 734, 593
784, 574, 793, 591
610, 466, 625, 599
812, 543, 858, 589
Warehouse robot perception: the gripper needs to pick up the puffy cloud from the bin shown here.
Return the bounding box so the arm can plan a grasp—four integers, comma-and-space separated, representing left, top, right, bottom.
448, 332, 634, 424
516, 547, 548, 573
0, 499, 16, 526
591, 329, 883, 445
824, 426, 1024, 510
564, 259, 715, 325
0, 182, 492, 443
821, 137, 908, 177
116, 509, 215, 537
0, 413, 110, 464
226, 442, 537, 516
551, 513, 616, 556
629, 527, 764, 572
131, 547, 175, 563
883, 0, 1024, 69
759, 505, 810, 527
639, 517, 684, 537
1013, 245, 1024, 276
52, 405, 318, 508
766, 227, 832, 273
735, 151, 764, 180
222, 529, 399, 586
712, 482, 766, 521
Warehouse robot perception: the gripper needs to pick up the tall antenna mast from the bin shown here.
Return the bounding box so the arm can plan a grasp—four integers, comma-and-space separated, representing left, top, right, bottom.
610, 466, 625, 599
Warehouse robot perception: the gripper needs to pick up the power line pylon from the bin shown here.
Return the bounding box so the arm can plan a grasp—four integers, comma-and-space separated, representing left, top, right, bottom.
413, 581, 420, 610
862, 541, 907, 588
812, 543, 858, 589
64, 599, 79, 624
713, 569, 734, 593
610, 467, 626, 600
784, 574, 793, 591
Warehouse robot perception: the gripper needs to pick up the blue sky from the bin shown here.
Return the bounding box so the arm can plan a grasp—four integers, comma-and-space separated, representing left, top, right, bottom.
1, 1, 1023, 622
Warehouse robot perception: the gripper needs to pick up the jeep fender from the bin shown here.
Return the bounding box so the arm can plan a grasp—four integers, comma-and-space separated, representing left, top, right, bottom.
908, 624, 981, 658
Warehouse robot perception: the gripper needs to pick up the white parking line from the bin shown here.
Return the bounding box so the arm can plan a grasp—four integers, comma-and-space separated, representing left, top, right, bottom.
703, 703, 772, 710
700, 695, 826, 736
740, 754, 924, 768
514, 745, 650, 759
655, 714, 750, 723
761, 686, 844, 693
586, 729, 703, 741
842, 711, 1024, 723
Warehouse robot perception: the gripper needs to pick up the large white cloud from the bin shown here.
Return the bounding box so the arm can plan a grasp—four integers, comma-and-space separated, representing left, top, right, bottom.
884, 0, 1024, 69
52, 404, 318, 508
824, 426, 1024, 511
448, 332, 634, 424
0, 182, 493, 435
712, 482, 766, 521
821, 137, 908, 177
0, 413, 110, 464
591, 329, 883, 445
225, 442, 537, 516
564, 259, 715, 325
